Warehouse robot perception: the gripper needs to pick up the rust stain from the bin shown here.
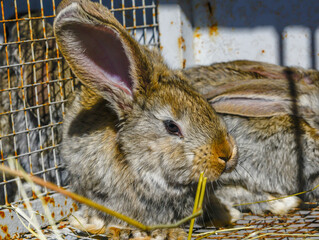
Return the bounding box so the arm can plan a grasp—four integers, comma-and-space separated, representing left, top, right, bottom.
1, 225, 8, 233
22, 203, 27, 209
43, 196, 55, 207
41, 216, 45, 222
209, 23, 219, 36
58, 222, 68, 229
194, 27, 201, 38
170, 21, 173, 25
32, 191, 37, 199
60, 210, 64, 216
204, 1, 219, 38
182, 59, 186, 69
178, 37, 185, 50
0, 211, 5, 218
64, 199, 67, 205
261, 50, 265, 54
72, 202, 79, 211
51, 212, 55, 218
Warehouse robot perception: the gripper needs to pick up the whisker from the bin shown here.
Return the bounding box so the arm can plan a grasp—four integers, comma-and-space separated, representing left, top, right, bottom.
237, 164, 255, 181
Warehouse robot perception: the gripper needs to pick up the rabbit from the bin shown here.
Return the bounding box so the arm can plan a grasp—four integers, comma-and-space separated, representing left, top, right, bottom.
0, 12, 75, 204
54, 0, 237, 239
183, 60, 319, 226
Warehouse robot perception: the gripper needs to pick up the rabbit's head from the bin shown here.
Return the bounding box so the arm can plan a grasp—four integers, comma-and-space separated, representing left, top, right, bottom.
54, 0, 237, 185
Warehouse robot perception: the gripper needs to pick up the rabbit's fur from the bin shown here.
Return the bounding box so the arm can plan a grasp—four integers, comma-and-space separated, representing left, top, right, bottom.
184, 60, 319, 225
54, 0, 237, 238
0, 13, 74, 204
1, 0, 317, 237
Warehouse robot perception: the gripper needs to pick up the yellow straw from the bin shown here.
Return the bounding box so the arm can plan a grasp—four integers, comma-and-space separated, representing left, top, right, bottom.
0, 164, 204, 231
187, 172, 205, 240
198, 177, 207, 210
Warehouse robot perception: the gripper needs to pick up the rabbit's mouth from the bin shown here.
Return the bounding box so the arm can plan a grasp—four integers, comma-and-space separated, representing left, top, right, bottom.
192, 134, 238, 181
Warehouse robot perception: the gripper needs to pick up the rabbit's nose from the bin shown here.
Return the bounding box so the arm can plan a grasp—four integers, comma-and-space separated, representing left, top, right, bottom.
215, 134, 237, 171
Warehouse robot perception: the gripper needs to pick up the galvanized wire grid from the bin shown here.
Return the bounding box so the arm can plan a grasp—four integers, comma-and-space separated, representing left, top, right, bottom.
190, 203, 319, 239
0, 0, 159, 206
12, 203, 318, 239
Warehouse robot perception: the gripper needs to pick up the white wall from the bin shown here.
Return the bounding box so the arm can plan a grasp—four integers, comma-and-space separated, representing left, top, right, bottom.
158, 0, 319, 69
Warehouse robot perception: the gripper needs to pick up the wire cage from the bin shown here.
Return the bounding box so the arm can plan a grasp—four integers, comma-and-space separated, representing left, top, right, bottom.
0, 0, 158, 237
190, 203, 319, 239
0, 0, 158, 204
0, 0, 319, 239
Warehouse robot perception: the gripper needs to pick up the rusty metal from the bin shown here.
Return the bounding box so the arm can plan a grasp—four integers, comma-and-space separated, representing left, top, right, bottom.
2, 203, 317, 239
190, 203, 319, 239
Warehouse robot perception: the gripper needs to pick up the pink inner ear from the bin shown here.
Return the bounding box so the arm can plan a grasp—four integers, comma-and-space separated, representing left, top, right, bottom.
70, 23, 133, 95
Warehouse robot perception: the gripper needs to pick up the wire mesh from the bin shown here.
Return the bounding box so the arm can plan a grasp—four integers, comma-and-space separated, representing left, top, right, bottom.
11, 203, 318, 239
191, 203, 319, 239
0, 0, 159, 206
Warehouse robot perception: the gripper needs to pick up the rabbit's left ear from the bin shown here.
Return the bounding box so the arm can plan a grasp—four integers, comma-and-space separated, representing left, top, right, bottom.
205, 79, 294, 117
54, 0, 153, 112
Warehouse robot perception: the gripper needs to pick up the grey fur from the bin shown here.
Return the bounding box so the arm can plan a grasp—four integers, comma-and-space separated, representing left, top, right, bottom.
184, 61, 319, 225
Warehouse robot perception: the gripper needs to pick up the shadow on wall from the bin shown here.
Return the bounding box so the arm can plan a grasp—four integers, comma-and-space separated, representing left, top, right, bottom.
3, 1, 318, 68
164, 0, 319, 69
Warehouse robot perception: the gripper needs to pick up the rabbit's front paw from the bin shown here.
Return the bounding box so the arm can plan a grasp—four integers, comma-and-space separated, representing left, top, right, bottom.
69, 210, 106, 234
268, 195, 301, 215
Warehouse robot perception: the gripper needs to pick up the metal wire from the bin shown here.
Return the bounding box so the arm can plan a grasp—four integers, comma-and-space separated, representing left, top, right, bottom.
191, 203, 319, 239
0, 0, 159, 206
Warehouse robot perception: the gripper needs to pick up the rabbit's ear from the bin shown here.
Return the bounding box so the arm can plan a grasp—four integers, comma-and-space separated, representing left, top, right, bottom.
54, 0, 152, 112
205, 79, 293, 117
234, 60, 286, 79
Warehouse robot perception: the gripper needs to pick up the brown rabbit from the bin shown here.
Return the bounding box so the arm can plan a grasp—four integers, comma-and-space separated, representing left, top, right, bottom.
54, 0, 237, 239
183, 60, 319, 225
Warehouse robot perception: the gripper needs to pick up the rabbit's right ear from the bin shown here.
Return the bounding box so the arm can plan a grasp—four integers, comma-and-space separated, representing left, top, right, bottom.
54, 0, 153, 113
204, 79, 294, 117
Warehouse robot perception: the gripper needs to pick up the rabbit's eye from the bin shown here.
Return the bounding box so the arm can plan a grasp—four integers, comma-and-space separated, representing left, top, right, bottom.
164, 120, 183, 138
